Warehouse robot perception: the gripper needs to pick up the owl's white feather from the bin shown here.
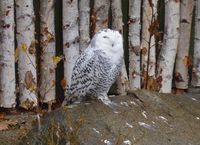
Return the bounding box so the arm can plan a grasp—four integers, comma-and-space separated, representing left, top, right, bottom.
62, 29, 123, 107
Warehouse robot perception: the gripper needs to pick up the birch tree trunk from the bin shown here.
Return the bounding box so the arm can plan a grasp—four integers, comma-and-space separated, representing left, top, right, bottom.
156, 0, 180, 93
91, 0, 110, 35
78, 0, 90, 52
175, 0, 194, 90
141, 0, 158, 90
0, 0, 16, 108
16, 0, 37, 109
192, 0, 200, 87
63, 0, 79, 89
111, 0, 129, 95
40, 0, 56, 104
129, 0, 142, 90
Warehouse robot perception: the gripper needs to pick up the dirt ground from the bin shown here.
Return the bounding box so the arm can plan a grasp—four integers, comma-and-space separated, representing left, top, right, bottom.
0, 88, 200, 145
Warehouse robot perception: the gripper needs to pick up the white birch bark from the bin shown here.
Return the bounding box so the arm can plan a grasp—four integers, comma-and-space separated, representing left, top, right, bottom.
40, 0, 56, 103
175, 0, 194, 89
0, 0, 16, 108
192, 0, 200, 87
16, 0, 37, 109
129, 0, 142, 90
141, 0, 157, 89
111, 0, 129, 95
156, 0, 180, 93
92, 0, 110, 34
63, 0, 79, 88
78, 0, 90, 52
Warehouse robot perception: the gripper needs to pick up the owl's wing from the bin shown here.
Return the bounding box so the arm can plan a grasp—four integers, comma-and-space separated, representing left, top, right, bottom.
69, 49, 99, 96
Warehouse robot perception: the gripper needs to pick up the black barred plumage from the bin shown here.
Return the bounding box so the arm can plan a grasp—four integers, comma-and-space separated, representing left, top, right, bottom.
62, 29, 123, 106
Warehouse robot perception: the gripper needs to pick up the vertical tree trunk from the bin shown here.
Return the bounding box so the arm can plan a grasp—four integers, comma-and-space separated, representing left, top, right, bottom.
63, 0, 79, 89
192, 0, 200, 87
129, 0, 142, 90
91, 0, 110, 35
141, 0, 158, 90
40, 0, 56, 105
111, 0, 129, 95
156, 0, 180, 93
0, 0, 16, 108
175, 0, 194, 91
16, 0, 37, 109
78, 0, 90, 52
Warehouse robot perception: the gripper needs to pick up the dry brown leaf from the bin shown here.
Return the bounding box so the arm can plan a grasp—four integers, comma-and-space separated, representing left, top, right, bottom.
175, 72, 184, 82
25, 71, 33, 89
0, 120, 17, 131
182, 56, 192, 66
24, 71, 36, 92
148, 19, 159, 37
141, 47, 147, 55
29, 39, 37, 55
20, 99, 35, 110
43, 27, 55, 43
60, 79, 67, 89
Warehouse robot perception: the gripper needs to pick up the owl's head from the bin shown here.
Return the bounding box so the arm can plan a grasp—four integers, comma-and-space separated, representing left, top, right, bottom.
91, 29, 123, 55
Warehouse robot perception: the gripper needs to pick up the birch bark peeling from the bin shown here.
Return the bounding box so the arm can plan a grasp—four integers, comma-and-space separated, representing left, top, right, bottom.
16, 0, 37, 109
192, 0, 200, 87
40, 0, 56, 103
141, 0, 157, 89
63, 0, 79, 88
92, 0, 110, 34
78, 0, 90, 52
111, 0, 129, 95
156, 0, 180, 93
175, 0, 194, 89
0, 0, 16, 108
129, 0, 142, 90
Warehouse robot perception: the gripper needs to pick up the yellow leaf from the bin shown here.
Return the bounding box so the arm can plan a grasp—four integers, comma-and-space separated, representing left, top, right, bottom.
52, 56, 62, 65
15, 48, 19, 62
21, 43, 27, 52
28, 84, 36, 92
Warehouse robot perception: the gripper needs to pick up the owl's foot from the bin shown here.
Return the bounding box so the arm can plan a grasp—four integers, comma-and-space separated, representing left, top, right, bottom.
62, 96, 81, 107
98, 95, 119, 109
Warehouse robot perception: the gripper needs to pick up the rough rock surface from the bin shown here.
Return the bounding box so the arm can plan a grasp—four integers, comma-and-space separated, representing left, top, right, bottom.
20, 90, 200, 145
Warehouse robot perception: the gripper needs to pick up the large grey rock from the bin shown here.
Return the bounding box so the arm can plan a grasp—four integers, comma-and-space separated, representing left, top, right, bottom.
20, 90, 200, 145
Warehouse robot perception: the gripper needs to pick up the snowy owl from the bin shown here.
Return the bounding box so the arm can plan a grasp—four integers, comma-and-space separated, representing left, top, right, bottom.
62, 29, 123, 107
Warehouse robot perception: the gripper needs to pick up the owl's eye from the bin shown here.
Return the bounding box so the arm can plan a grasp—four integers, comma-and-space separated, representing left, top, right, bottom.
103, 36, 109, 38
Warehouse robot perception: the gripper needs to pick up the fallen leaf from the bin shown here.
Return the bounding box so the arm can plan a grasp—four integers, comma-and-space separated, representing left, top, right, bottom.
182, 56, 192, 66
175, 72, 184, 82
0, 120, 18, 131
29, 39, 37, 55
28, 84, 37, 92
52, 56, 62, 65
20, 99, 35, 110
21, 43, 27, 52
141, 47, 147, 55
60, 79, 67, 89
24, 71, 36, 92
